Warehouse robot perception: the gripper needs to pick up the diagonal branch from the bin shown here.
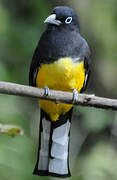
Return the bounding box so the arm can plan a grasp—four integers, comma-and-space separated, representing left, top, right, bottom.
0, 81, 117, 111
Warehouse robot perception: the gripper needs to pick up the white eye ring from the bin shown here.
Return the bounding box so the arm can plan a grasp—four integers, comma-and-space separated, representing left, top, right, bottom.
65, 17, 72, 24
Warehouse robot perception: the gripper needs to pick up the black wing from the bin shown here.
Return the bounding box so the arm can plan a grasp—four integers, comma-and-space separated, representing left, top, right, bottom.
79, 37, 91, 92
29, 43, 40, 87
73, 35, 91, 93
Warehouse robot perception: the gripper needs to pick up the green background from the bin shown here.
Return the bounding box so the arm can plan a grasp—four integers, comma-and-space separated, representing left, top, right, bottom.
0, 0, 117, 179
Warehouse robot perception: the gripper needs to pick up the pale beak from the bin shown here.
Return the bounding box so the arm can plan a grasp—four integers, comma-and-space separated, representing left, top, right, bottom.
44, 14, 62, 26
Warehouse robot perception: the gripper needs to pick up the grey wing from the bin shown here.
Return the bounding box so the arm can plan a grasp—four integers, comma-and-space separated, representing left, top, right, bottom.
73, 36, 91, 92
81, 38, 91, 92
29, 44, 41, 87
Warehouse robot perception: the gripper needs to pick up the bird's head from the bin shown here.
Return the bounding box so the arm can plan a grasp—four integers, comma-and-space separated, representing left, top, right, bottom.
44, 6, 80, 32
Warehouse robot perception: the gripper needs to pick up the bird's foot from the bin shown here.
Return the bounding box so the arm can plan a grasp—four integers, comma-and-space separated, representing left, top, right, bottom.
73, 89, 79, 104
44, 86, 50, 96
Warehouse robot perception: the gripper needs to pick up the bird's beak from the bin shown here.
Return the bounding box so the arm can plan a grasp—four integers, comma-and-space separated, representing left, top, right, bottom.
44, 14, 62, 26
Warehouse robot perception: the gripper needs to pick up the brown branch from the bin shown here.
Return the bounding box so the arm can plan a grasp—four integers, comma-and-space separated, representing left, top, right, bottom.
0, 81, 117, 110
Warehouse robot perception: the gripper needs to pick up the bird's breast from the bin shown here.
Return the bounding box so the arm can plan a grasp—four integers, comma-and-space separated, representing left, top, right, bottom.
36, 57, 85, 121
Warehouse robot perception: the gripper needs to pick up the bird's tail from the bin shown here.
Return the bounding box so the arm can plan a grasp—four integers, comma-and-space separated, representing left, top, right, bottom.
33, 108, 73, 178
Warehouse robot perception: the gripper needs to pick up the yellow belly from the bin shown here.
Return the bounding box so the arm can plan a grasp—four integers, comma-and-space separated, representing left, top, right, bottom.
36, 57, 85, 121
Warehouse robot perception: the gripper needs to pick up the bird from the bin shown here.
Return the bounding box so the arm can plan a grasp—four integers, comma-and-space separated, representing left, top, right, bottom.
29, 6, 91, 178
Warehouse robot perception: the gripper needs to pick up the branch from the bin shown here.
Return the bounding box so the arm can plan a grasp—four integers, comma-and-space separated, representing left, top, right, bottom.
0, 81, 117, 111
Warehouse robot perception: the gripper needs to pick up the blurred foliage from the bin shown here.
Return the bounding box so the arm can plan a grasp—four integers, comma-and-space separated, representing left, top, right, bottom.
0, 124, 24, 136
0, 0, 117, 180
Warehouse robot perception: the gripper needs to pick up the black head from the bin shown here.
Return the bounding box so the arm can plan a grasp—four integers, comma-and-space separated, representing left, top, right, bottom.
44, 6, 80, 32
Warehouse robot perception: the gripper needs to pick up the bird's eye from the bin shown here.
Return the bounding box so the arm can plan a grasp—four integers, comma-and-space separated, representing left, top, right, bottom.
65, 17, 72, 24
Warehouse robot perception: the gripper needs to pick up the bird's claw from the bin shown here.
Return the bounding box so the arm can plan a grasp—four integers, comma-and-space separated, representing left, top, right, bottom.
44, 86, 50, 96
73, 89, 79, 104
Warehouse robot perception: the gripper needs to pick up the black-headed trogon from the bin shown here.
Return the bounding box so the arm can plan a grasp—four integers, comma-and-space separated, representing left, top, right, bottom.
29, 6, 91, 178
